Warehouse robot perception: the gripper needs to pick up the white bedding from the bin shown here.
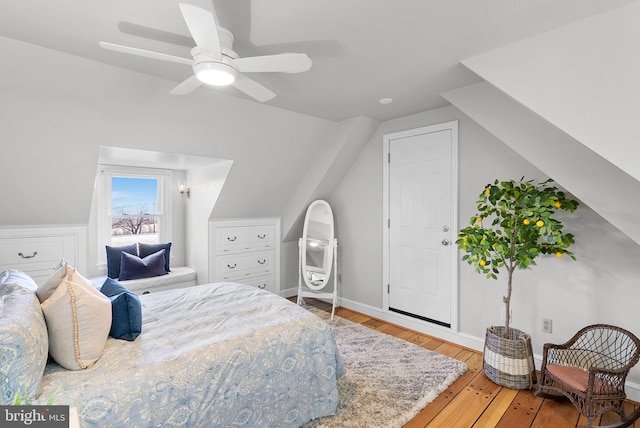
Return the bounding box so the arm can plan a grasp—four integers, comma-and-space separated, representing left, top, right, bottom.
35, 282, 344, 427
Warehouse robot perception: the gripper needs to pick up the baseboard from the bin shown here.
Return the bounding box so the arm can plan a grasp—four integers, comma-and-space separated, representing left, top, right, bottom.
279, 287, 298, 299
337, 297, 484, 351
280, 290, 483, 350
626, 381, 640, 403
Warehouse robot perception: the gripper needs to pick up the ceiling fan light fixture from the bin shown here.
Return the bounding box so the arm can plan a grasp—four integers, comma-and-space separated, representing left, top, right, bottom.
194, 61, 237, 86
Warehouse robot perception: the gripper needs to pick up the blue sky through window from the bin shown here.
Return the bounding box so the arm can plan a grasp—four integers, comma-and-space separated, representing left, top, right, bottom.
111, 177, 158, 215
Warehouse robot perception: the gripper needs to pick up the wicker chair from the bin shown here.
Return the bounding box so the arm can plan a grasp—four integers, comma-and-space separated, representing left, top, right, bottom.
536, 324, 640, 428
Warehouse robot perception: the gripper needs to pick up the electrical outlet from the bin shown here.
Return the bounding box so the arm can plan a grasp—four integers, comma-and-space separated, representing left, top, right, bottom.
542, 318, 553, 333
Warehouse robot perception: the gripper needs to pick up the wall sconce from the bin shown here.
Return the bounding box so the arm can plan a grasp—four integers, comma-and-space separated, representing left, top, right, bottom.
179, 183, 191, 199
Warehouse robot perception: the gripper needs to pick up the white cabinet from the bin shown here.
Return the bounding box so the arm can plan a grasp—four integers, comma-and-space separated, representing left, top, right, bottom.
209, 218, 280, 293
0, 226, 86, 285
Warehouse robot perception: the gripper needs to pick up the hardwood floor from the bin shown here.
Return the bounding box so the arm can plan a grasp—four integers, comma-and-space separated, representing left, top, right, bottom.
298, 298, 640, 428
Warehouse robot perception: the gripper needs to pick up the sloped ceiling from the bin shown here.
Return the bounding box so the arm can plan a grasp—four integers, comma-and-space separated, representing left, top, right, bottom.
445, 1, 640, 245
0, 35, 333, 226
443, 82, 640, 245
461, 0, 640, 183
281, 116, 380, 242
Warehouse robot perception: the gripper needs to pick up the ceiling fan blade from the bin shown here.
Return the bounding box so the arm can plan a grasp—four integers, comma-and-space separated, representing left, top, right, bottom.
169, 75, 202, 95
232, 75, 276, 102
99, 42, 193, 66
178, 3, 221, 59
234, 53, 312, 73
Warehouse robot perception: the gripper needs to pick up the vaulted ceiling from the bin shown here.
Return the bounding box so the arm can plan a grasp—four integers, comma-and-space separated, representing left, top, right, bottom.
0, 0, 634, 122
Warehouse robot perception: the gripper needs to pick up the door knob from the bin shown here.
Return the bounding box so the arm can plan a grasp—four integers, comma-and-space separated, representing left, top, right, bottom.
442, 239, 450, 246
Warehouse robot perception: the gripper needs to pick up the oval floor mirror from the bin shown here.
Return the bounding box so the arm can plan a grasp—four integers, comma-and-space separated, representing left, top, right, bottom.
297, 200, 338, 319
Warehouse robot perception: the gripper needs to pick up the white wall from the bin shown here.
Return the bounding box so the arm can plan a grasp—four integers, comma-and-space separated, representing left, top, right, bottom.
185, 160, 233, 284
0, 35, 334, 228
330, 104, 640, 386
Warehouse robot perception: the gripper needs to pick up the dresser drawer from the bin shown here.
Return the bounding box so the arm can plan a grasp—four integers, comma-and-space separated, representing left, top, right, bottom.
0, 235, 76, 284
214, 250, 274, 281
241, 274, 276, 291
214, 224, 275, 253
209, 218, 280, 291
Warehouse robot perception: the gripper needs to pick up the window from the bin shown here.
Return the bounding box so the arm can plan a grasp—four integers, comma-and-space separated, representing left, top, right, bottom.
98, 166, 172, 262
110, 176, 160, 246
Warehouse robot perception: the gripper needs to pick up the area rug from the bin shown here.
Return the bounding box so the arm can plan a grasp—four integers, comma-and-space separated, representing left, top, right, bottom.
302, 308, 468, 428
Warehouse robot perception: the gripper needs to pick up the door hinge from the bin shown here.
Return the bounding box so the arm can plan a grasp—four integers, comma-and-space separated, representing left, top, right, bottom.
387, 284, 390, 293
388, 152, 391, 163
388, 218, 390, 228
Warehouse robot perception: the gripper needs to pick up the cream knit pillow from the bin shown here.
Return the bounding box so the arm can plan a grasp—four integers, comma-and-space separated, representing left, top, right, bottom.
41, 270, 111, 370
37, 261, 70, 303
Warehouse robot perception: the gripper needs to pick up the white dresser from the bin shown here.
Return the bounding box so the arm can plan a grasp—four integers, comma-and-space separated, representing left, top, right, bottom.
0, 226, 86, 285
209, 218, 280, 293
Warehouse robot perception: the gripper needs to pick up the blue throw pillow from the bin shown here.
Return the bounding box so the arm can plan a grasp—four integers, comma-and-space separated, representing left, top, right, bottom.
138, 242, 172, 272
100, 278, 142, 341
105, 244, 138, 279
118, 249, 168, 281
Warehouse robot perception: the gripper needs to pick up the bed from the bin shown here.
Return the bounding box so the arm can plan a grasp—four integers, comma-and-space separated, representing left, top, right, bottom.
1, 270, 345, 427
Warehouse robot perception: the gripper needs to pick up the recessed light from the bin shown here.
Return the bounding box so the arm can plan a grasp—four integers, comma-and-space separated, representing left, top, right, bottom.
379, 97, 393, 105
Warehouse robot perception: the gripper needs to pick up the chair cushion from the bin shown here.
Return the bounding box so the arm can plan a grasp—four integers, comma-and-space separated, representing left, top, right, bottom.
546, 364, 609, 394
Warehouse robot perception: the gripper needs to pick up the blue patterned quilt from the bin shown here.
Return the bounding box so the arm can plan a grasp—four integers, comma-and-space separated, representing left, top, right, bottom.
35, 282, 345, 427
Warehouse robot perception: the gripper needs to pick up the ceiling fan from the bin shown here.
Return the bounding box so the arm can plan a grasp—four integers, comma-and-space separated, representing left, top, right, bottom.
99, 3, 312, 102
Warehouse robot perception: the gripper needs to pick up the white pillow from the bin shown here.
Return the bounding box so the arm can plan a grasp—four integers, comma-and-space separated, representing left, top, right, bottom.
37, 261, 70, 303
41, 270, 111, 370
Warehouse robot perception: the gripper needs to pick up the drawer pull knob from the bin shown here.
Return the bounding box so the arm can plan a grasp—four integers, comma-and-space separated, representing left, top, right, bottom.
227, 263, 237, 269
257, 234, 266, 239
18, 251, 38, 259
257, 259, 266, 265
227, 236, 237, 242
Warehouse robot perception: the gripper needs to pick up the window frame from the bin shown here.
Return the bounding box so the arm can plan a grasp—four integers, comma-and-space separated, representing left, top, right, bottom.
97, 165, 173, 267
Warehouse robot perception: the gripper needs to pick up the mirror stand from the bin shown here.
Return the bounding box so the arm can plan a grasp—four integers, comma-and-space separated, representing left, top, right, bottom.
296, 199, 338, 319
297, 237, 338, 319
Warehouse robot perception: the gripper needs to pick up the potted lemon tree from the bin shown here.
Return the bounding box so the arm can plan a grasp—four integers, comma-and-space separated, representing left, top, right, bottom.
456, 177, 578, 389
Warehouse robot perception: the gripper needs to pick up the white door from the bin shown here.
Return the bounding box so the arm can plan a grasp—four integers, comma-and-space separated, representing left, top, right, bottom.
385, 122, 457, 327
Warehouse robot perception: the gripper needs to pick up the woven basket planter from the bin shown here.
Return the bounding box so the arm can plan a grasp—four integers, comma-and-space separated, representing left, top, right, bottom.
483, 326, 537, 390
